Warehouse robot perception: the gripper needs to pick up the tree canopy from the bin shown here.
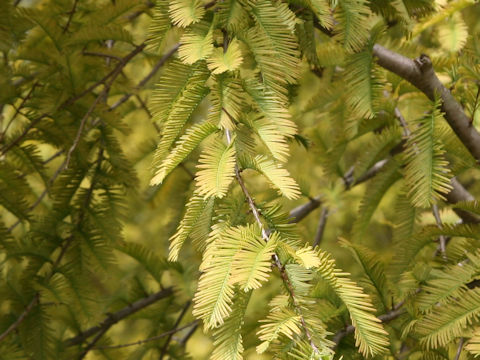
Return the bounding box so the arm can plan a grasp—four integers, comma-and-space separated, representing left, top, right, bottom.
1, 0, 480, 359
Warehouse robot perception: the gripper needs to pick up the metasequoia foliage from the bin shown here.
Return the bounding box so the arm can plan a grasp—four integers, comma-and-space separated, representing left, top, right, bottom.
1, 0, 480, 359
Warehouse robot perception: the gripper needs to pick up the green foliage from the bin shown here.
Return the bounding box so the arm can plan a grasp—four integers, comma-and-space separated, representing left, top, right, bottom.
2, 0, 480, 359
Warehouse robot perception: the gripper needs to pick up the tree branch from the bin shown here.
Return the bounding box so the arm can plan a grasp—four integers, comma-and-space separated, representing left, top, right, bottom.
159, 301, 191, 360
373, 44, 480, 162
225, 128, 321, 355
92, 321, 199, 350
66, 287, 173, 347
0, 294, 39, 342
312, 207, 329, 247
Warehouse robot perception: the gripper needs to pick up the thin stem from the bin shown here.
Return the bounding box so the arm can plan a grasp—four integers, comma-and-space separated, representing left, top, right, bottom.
82, 51, 123, 62
453, 338, 464, 360
313, 207, 329, 247
159, 301, 191, 359
66, 288, 174, 347
63, 0, 80, 34
225, 128, 320, 354
0, 295, 39, 342
92, 321, 199, 350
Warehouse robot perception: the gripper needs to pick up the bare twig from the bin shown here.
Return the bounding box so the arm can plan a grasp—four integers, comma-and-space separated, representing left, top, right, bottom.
0, 115, 45, 155
66, 288, 174, 347
92, 321, 199, 350
63, 0, 80, 34
288, 197, 321, 223
454, 338, 464, 360
179, 322, 198, 346
0, 295, 39, 342
64, 93, 103, 169
313, 207, 329, 247
82, 51, 123, 62
1, 81, 39, 138
159, 301, 191, 360
62, 42, 146, 108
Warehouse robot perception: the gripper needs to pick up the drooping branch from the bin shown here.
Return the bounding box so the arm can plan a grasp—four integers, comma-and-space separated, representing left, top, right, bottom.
66, 287, 174, 347
225, 128, 321, 355
373, 44, 480, 162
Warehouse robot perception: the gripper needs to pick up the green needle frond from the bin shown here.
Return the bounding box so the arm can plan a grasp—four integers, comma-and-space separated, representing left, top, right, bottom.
168, 0, 205, 27
195, 137, 236, 199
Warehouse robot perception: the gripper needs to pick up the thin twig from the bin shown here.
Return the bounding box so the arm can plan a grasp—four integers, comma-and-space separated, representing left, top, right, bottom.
62, 42, 146, 108
179, 322, 198, 346
63, 0, 80, 34
225, 127, 320, 355
0, 115, 45, 155
454, 338, 464, 360
159, 301, 191, 359
82, 51, 123, 62
0, 295, 39, 342
313, 207, 329, 247
66, 288, 174, 346
64, 93, 103, 169
1, 81, 39, 138
92, 321, 199, 350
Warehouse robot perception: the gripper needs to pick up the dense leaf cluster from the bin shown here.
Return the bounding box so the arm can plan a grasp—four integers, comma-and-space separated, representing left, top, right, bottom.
1, 0, 480, 359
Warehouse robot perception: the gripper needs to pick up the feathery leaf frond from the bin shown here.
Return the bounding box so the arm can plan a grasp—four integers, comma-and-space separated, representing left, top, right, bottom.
195, 137, 236, 199
404, 101, 452, 207
168, 0, 205, 27
207, 39, 243, 74
240, 154, 301, 200
151, 121, 218, 185
316, 249, 390, 356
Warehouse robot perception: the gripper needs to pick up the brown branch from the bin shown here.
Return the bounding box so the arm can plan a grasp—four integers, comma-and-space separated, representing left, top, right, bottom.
159, 301, 191, 360
92, 321, 198, 350
82, 51, 123, 62
447, 178, 480, 224
0, 294, 39, 342
312, 207, 329, 247
0, 114, 45, 155
288, 158, 390, 224
454, 338, 464, 360
63, 0, 80, 34
64, 93, 103, 169
66, 288, 173, 346
179, 322, 198, 346
66, 287, 173, 347
288, 197, 321, 223
373, 44, 480, 162
1, 81, 39, 139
